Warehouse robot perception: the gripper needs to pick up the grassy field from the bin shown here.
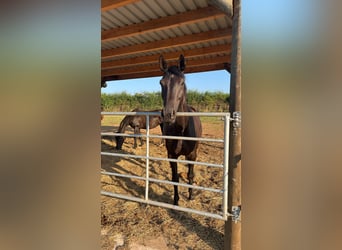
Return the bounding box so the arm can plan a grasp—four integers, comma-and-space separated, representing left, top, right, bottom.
101, 114, 226, 127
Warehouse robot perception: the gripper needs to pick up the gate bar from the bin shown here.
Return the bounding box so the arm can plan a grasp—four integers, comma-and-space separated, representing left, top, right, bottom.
102, 111, 228, 117
222, 113, 230, 220
101, 151, 223, 168
145, 115, 150, 200
101, 191, 225, 220
101, 171, 223, 193
102, 132, 224, 143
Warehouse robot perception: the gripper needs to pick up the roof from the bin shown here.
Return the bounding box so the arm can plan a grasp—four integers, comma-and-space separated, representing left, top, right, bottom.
101, 0, 232, 85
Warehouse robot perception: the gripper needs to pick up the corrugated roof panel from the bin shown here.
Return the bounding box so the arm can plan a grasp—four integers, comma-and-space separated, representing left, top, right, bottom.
205, 19, 219, 30
147, 30, 166, 41
168, 0, 187, 12
144, 31, 162, 41
217, 16, 232, 28
157, 1, 178, 16
134, 1, 159, 20
145, 0, 168, 18
178, 25, 193, 36
136, 33, 155, 43
105, 9, 131, 27
124, 35, 143, 45
102, 40, 117, 50
187, 22, 204, 34
161, 28, 178, 39
101, 12, 125, 30
124, 4, 150, 22
182, 0, 198, 10
193, 0, 209, 8
170, 27, 185, 37
116, 7, 142, 24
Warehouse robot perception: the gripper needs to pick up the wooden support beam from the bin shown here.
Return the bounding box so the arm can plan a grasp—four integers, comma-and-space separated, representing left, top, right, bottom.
101, 55, 230, 77
102, 44, 231, 69
102, 6, 227, 42
224, 0, 241, 249
103, 63, 227, 81
102, 28, 231, 59
101, 0, 140, 12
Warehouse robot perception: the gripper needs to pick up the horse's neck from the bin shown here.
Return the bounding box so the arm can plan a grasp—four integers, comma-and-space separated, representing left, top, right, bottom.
118, 116, 130, 133
175, 99, 191, 129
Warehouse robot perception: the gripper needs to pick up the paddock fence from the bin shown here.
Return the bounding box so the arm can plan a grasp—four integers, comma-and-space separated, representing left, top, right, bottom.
101, 111, 230, 220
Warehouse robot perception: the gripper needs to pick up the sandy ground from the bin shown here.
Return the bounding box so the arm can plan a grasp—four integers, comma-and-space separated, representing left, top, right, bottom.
101, 119, 226, 249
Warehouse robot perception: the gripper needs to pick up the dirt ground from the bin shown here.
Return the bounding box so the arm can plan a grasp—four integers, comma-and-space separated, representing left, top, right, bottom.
101, 119, 226, 249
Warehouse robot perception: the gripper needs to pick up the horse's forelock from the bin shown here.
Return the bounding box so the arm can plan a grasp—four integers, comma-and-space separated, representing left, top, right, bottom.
168, 65, 184, 77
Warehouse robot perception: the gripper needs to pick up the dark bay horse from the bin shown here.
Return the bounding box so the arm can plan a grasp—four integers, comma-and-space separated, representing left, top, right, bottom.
159, 54, 202, 205
115, 108, 163, 150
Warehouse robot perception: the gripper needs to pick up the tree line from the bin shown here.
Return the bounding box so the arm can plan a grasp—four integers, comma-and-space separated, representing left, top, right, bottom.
101, 91, 229, 112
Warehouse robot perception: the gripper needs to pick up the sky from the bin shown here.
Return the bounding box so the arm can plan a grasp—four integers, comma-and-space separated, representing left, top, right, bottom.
102, 70, 230, 94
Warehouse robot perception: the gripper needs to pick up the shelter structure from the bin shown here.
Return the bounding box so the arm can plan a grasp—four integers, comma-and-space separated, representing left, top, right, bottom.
101, 0, 233, 85
101, 1, 241, 249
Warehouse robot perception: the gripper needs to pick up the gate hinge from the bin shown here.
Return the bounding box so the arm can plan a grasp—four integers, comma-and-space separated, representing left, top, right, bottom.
230, 111, 241, 135
229, 205, 241, 223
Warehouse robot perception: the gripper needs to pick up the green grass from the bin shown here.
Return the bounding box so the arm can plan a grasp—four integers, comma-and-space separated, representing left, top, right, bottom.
101, 115, 124, 126
101, 114, 224, 126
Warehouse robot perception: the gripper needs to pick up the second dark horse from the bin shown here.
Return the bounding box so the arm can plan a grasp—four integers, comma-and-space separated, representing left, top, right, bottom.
115, 108, 163, 150
159, 54, 202, 205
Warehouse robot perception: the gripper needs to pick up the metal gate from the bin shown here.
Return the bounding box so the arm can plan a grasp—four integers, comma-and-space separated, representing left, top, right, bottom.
101, 111, 230, 220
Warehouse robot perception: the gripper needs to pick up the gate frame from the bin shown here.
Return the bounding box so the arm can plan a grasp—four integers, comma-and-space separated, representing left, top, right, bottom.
101, 111, 230, 220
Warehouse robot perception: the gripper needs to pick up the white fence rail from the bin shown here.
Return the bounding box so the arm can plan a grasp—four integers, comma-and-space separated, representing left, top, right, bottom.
101, 111, 230, 220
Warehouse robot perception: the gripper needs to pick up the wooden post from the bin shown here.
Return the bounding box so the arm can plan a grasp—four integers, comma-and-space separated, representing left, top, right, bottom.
224, 0, 241, 249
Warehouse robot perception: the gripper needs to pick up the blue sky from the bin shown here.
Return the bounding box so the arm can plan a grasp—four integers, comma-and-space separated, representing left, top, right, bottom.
102, 70, 230, 94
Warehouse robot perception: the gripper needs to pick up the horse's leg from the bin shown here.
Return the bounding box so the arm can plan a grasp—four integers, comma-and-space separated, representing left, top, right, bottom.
133, 126, 140, 148
187, 164, 194, 200
134, 126, 142, 148
186, 154, 196, 200
170, 160, 179, 205
159, 124, 164, 146
138, 128, 143, 146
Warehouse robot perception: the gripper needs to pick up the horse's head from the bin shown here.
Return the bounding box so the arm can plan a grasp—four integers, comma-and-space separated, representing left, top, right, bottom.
159, 54, 186, 124
115, 135, 124, 150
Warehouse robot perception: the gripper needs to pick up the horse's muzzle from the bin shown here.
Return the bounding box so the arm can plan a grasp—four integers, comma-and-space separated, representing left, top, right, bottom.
162, 109, 176, 123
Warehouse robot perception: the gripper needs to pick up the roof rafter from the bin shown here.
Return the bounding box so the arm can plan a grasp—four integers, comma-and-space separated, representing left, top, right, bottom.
102, 44, 231, 70
102, 55, 230, 77
102, 6, 227, 42
102, 28, 231, 59
101, 0, 140, 12
103, 63, 228, 81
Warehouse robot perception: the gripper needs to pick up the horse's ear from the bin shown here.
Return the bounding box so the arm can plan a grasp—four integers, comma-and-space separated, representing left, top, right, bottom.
159, 55, 168, 72
179, 54, 185, 72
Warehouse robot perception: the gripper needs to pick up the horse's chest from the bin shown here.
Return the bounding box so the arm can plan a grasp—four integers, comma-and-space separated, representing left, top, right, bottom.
164, 124, 195, 156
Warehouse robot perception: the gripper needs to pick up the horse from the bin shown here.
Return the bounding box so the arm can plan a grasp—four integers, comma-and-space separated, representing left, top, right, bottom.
159, 54, 202, 205
114, 108, 163, 150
